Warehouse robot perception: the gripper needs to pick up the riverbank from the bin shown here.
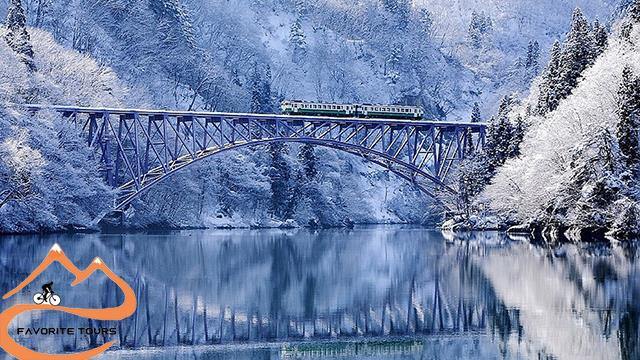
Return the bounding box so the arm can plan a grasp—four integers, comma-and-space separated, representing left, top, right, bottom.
441, 215, 635, 244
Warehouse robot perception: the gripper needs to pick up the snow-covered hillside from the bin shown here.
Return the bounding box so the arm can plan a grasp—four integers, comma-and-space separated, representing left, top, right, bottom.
482, 13, 640, 239
0, 29, 125, 232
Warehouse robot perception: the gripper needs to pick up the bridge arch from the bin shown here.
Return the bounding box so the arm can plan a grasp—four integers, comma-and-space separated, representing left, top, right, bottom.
115, 138, 455, 211
22, 105, 486, 213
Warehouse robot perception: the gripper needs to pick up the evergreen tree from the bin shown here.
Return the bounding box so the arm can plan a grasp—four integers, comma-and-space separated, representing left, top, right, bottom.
525, 40, 540, 75
621, 21, 634, 41
250, 65, 262, 113
464, 102, 481, 156
269, 142, 292, 218
509, 115, 526, 158
630, 0, 640, 22
559, 8, 596, 96
616, 66, 640, 168
471, 102, 482, 123
289, 18, 307, 64
5, 0, 36, 72
468, 11, 492, 48
484, 96, 516, 170
261, 65, 273, 114
249, 64, 274, 114
464, 128, 475, 158
536, 41, 563, 114
298, 143, 317, 181
592, 20, 608, 55
294, 0, 307, 19
384, 0, 411, 28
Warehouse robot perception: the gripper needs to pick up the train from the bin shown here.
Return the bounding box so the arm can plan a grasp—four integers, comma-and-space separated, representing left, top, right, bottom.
281, 100, 424, 120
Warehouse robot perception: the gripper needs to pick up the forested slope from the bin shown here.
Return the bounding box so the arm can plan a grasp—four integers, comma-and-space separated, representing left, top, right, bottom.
474, 5, 640, 241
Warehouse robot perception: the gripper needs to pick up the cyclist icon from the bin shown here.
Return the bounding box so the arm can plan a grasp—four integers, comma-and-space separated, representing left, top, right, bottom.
33, 281, 61, 306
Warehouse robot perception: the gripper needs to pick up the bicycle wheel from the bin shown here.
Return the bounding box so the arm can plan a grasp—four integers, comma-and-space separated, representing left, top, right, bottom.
49, 294, 61, 306
32, 293, 45, 305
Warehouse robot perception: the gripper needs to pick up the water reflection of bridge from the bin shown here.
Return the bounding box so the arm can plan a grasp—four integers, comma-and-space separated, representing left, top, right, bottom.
112, 274, 500, 348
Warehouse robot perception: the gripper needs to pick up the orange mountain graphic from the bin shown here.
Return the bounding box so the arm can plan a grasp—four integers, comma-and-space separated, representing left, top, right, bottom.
0, 243, 137, 359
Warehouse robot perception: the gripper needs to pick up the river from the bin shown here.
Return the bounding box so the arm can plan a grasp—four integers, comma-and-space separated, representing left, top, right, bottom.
0, 226, 638, 360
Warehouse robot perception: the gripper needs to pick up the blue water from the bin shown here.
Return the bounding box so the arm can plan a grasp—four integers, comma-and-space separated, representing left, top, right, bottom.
0, 227, 638, 359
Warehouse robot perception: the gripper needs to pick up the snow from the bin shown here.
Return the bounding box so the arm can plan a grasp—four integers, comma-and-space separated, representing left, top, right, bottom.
49, 243, 63, 253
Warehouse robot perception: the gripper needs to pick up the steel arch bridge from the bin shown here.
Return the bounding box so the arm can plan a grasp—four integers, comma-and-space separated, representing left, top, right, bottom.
24, 105, 486, 211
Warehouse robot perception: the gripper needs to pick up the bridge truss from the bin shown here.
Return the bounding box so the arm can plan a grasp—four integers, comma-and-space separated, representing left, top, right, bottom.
24, 105, 486, 211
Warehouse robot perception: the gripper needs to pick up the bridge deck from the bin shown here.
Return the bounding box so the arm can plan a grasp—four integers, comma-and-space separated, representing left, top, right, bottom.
20, 104, 486, 128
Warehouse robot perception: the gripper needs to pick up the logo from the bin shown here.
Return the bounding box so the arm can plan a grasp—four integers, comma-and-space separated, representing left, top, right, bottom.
0, 243, 137, 359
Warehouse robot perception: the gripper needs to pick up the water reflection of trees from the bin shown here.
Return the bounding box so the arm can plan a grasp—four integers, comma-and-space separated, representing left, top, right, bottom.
0, 230, 638, 360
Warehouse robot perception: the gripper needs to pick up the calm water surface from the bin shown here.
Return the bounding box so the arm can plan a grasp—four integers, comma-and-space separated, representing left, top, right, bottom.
0, 227, 638, 360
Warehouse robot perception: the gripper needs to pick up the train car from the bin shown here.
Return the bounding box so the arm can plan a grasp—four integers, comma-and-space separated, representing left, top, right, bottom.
358, 104, 423, 120
281, 100, 423, 120
281, 100, 357, 117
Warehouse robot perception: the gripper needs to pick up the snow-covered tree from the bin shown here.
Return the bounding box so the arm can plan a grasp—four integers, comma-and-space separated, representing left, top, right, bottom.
261, 65, 274, 113
294, 0, 307, 19
509, 115, 526, 158
269, 142, 292, 218
298, 144, 317, 181
592, 20, 608, 56
536, 9, 607, 116
559, 8, 596, 95
289, 18, 307, 64
149, 0, 197, 49
525, 40, 540, 76
484, 96, 517, 170
250, 65, 262, 113
536, 41, 563, 114
464, 102, 482, 156
629, 0, 640, 22
384, 0, 411, 29
621, 21, 634, 41
0, 127, 44, 209
468, 11, 493, 48
455, 154, 491, 215
616, 65, 640, 168
5, 0, 36, 71
249, 63, 274, 114
470, 102, 482, 123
